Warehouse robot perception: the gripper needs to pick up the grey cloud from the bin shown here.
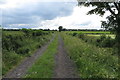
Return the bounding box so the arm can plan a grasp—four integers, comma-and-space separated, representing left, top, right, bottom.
2, 2, 76, 28
4, 24, 38, 29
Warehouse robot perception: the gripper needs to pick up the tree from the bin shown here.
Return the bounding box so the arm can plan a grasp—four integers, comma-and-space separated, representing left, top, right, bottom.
58, 26, 63, 32
21, 28, 31, 36
78, 1, 120, 55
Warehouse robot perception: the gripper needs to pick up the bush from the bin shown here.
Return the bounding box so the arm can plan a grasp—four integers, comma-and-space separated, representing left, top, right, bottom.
100, 35, 106, 40
32, 30, 43, 36
21, 28, 31, 36
2, 35, 23, 51
78, 33, 85, 40
72, 33, 77, 36
101, 37, 115, 47
36, 44, 42, 48
62, 33, 118, 78
2, 50, 22, 75
17, 47, 29, 54
71, 33, 115, 48
96, 35, 115, 47
2, 30, 52, 75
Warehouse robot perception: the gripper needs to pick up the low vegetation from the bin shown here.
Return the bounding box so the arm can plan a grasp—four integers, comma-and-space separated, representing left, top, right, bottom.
69, 32, 115, 49
61, 33, 118, 78
65, 31, 111, 34
2, 29, 119, 79
87, 34, 115, 39
24, 34, 58, 78
2, 29, 53, 75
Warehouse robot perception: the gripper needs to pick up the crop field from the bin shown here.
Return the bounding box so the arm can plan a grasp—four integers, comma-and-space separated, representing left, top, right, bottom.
65, 31, 111, 34
65, 31, 115, 39
2, 29, 119, 79
87, 34, 115, 39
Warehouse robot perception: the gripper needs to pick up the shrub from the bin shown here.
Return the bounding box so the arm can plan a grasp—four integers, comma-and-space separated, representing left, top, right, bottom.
72, 33, 77, 36
2, 50, 22, 75
71, 33, 115, 48
62, 33, 118, 78
95, 35, 115, 47
78, 33, 85, 40
21, 28, 30, 36
36, 44, 42, 48
17, 47, 29, 54
101, 37, 115, 47
100, 35, 106, 40
2, 30, 52, 75
32, 31, 42, 36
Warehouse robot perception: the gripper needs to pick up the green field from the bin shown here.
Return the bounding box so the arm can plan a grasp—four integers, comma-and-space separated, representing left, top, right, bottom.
65, 31, 111, 34
3, 31, 25, 36
2, 30, 118, 79
87, 34, 115, 39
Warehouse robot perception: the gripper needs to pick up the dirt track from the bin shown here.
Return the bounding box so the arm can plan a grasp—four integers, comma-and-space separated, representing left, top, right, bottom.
54, 34, 78, 78
3, 34, 78, 78
3, 35, 55, 78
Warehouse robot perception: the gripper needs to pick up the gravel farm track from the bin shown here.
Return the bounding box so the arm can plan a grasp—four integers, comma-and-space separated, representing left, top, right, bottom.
54, 35, 78, 78
3, 33, 78, 78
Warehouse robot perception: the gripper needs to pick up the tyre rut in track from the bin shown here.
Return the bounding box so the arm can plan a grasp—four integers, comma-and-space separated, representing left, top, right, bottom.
54, 34, 78, 78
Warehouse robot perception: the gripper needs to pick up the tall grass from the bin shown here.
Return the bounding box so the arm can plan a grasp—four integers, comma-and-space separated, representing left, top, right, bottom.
24, 34, 58, 78
61, 33, 118, 78
70, 33, 115, 48
2, 30, 53, 75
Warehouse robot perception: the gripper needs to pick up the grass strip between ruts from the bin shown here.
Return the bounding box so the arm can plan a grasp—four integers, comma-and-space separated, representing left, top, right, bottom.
24, 34, 58, 78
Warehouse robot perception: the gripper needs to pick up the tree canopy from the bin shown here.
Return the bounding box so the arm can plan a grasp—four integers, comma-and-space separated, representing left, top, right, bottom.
78, 1, 120, 54
58, 26, 63, 32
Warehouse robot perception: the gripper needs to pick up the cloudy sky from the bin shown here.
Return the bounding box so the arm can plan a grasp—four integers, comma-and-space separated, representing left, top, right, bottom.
0, 0, 110, 29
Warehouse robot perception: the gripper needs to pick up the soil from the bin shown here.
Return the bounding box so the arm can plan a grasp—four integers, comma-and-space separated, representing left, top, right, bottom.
54, 35, 79, 78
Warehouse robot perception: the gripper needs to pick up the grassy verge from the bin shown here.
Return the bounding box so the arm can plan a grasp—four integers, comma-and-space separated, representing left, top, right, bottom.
24, 34, 58, 78
2, 30, 53, 75
61, 33, 118, 78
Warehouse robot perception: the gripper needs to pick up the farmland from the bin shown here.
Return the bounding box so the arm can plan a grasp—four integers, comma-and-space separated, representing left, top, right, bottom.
65, 31, 111, 34
87, 34, 115, 39
2, 30, 119, 79
65, 31, 115, 38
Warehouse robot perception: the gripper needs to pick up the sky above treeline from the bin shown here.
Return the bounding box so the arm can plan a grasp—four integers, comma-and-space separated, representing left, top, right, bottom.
0, 0, 110, 30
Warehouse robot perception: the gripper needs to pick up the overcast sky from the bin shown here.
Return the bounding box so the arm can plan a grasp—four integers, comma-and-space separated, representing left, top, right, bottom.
0, 0, 110, 29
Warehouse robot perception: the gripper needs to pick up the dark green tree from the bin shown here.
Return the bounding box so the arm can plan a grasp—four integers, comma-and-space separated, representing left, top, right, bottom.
58, 26, 63, 32
21, 28, 32, 36
78, 1, 120, 55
